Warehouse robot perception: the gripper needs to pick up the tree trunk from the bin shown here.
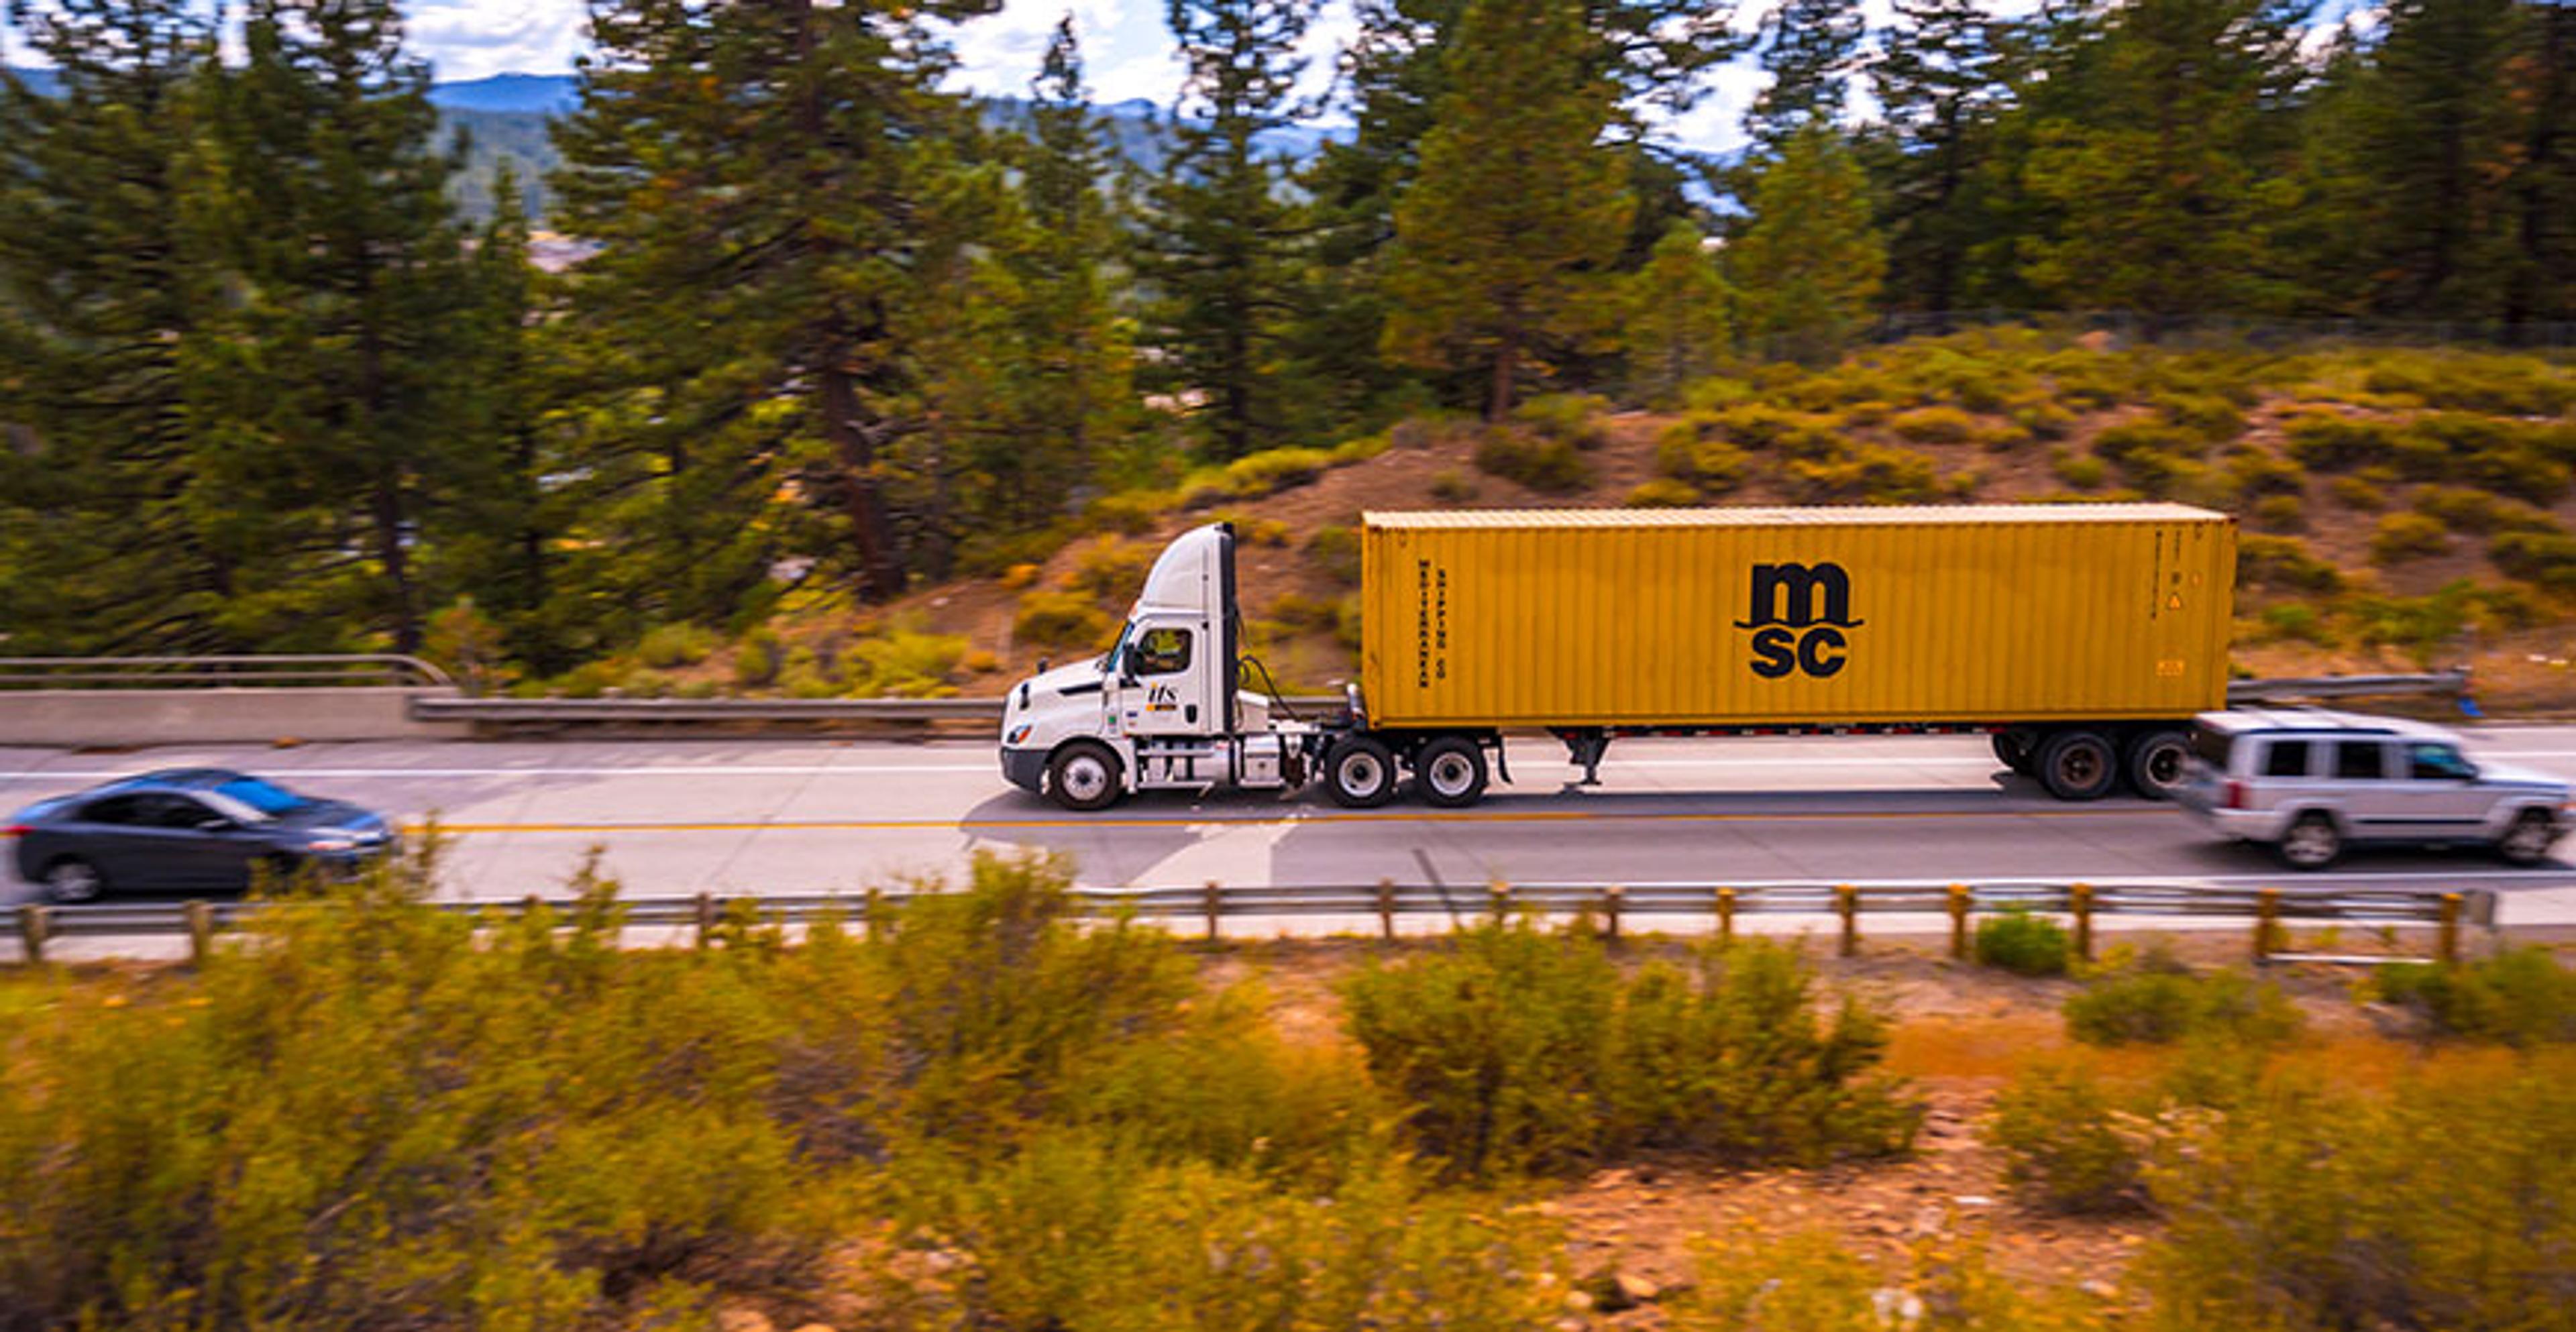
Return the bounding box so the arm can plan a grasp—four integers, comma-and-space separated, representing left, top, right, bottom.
821, 358, 905, 602
1488, 331, 1519, 421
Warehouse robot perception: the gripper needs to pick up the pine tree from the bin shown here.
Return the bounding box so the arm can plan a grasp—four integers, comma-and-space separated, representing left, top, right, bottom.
2504, 0, 2574, 329
1136, 0, 1316, 459
2348, 0, 2527, 319
1625, 221, 1730, 405
2013, 0, 2308, 325
1867, 0, 2005, 319
1729, 125, 1886, 364
1382, 0, 1633, 418
1746, 0, 1867, 156
0, 1, 239, 652
551, 0, 996, 610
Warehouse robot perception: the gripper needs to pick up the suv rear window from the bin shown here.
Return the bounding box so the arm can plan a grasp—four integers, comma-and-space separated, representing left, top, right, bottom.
2261, 740, 2312, 778
2334, 740, 2390, 779
2190, 726, 2233, 769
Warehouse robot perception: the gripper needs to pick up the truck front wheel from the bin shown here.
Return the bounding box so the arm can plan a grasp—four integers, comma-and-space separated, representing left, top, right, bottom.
1413, 736, 1489, 809
1325, 736, 1401, 809
1047, 742, 1124, 812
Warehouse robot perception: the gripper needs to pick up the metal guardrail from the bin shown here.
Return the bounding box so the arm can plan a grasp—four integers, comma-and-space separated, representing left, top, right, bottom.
11, 879, 2490, 967
408, 693, 1349, 726
0, 654, 453, 689
2226, 669, 2471, 705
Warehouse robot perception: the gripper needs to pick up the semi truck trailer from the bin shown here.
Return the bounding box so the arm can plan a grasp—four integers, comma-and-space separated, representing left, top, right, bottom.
998, 504, 2237, 811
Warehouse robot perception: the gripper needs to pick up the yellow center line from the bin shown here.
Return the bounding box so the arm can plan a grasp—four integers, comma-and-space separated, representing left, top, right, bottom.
402, 806, 2174, 836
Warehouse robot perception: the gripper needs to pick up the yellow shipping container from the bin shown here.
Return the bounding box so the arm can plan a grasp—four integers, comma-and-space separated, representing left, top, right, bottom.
1359, 504, 2235, 729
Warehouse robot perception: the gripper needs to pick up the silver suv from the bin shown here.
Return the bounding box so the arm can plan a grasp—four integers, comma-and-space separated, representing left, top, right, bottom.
2178, 709, 2569, 870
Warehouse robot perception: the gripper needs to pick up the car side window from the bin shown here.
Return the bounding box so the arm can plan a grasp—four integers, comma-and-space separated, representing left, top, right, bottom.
145, 795, 220, 830
1134, 627, 1193, 676
2407, 743, 2476, 781
2261, 740, 2312, 778
77, 795, 144, 825
2334, 741, 2391, 780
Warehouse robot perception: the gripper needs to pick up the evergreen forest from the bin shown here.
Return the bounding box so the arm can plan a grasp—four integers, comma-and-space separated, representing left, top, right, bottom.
1, 0, 2570, 685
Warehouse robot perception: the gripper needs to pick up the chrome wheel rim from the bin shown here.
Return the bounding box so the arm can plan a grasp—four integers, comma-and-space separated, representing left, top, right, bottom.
1339, 752, 1387, 799
46, 862, 100, 903
1060, 754, 1110, 803
2284, 822, 2337, 867
1426, 751, 1478, 797
2140, 742, 2186, 793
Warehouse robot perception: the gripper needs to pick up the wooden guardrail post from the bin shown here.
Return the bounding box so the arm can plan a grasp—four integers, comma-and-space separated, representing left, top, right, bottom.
1487, 881, 1511, 926
694, 891, 716, 950
2253, 888, 2281, 963
863, 887, 884, 941
2070, 883, 2094, 963
1376, 878, 1396, 942
186, 900, 214, 966
2437, 892, 2462, 965
17, 903, 47, 966
1603, 886, 1623, 944
1837, 884, 1859, 958
1716, 887, 1736, 946
1947, 884, 1970, 960
1203, 881, 1222, 943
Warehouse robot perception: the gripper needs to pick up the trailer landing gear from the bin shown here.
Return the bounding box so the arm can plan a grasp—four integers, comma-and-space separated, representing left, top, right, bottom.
1558, 729, 1610, 787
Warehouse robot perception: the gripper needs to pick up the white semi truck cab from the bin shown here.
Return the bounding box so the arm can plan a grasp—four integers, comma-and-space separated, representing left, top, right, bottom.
999, 523, 1389, 811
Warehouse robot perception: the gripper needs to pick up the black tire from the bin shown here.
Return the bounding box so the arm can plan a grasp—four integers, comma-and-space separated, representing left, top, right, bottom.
1046, 742, 1123, 813
1325, 736, 1401, 809
2497, 810, 2561, 867
2124, 729, 2190, 801
40, 856, 105, 904
1992, 728, 2038, 776
2277, 812, 2342, 871
1413, 736, 1490, 809
2035, 729, 2119, 801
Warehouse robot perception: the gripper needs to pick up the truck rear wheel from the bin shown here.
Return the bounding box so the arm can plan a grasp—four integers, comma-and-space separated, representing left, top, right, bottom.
1325, 736, 1400, 809
1413, 736, 1489, 809
2036, 729, 2118, 801
1046, 742, 1124, 812
2124, 729, 2190, 801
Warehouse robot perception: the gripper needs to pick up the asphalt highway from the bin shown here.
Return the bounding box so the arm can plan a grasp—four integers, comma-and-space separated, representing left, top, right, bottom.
10, 731, 2576, 935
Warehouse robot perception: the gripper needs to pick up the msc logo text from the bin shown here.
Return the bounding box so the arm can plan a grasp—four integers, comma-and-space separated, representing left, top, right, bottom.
1733, 562, 1862, 679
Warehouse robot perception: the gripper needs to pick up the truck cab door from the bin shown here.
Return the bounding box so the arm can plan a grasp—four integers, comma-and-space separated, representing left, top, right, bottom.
1114, 618, 1218, 738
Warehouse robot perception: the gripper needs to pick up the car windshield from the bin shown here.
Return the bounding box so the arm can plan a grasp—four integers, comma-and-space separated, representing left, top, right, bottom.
212, 777, 307, 817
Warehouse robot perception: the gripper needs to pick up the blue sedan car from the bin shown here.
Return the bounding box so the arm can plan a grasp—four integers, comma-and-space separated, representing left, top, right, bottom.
5, 769, 396, 902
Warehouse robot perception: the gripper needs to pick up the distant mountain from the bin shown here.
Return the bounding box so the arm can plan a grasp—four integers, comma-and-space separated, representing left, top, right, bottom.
427, 72, 578, 115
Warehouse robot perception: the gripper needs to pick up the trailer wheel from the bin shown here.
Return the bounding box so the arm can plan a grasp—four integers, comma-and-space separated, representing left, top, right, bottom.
1992, 728, 2039, 776
2036, 729, 2118, 801
1324, 736, 1400, 809
1414, 736, 1489, 808
1046, 742, 1124, 812
2124, 729, 2190, 801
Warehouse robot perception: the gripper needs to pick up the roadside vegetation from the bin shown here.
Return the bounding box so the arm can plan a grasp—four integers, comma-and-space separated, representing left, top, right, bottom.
5, 856, 2575, 1328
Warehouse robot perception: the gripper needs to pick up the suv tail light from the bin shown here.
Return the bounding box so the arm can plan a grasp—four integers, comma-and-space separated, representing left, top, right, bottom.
2223, 779, 2249, 810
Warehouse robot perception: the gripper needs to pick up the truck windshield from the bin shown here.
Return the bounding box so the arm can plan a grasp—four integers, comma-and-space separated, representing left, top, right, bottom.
1098, 620, 1134, 673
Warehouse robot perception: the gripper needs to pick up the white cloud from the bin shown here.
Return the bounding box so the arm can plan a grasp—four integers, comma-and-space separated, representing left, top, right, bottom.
405, 0, 586, 80
937, 0, 1133, 99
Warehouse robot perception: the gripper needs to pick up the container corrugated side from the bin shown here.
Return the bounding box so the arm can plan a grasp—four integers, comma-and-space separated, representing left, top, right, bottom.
1358, 506, 2235, 728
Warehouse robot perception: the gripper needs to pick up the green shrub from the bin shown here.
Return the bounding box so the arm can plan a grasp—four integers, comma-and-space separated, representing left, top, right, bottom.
2355, 349, 2575, 415
843, 624, 969, 698
2493, 529, 2576, 591
1626, 478, 1703, 508
1214, 445, 1336, 498
2151, 390, 2247, 443
2374, 948, 2576, 1047
1428, 468, 1478, 503
2330, 474, 2388, 510
1341, 928, 1917, 1179
2283, 410, 2400, 471
1888, 404, 1982, 445
2147, 1054, 2576, 1329
1307, 523, 1363, 586
1656, 429, 1751, 492
1012, 591, 1116, 651
1083, 489, 1170, 536
2370, 511, 2451, 564
731, 627, 784, 688
2343, 585, 2477, 665
1708, 402, 1843, 457
1681, 376, 1756, 412
2063, 951, 2304, 1047
1066, 535, 1155, 602
2237, 535, 2344, 594
1674, 1226, 2114, 1329
2092, 418, 2205, 465
2226, 448, 2306, 499
1974, 908, 2072, 977
2051, 448, 2108, 490
2415, 484, 2563, 535
1785, 441, 1947, 504
1512, 392, 1611, 448
636, 621, 718, 669
1988, 1061, 2145, 1214
2010, 396, 2079, 441
2251, 493, 2304, 532
1333, 594, 1364, 650
1472, 429, 1592, 494
2258, 602, 2330, 644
